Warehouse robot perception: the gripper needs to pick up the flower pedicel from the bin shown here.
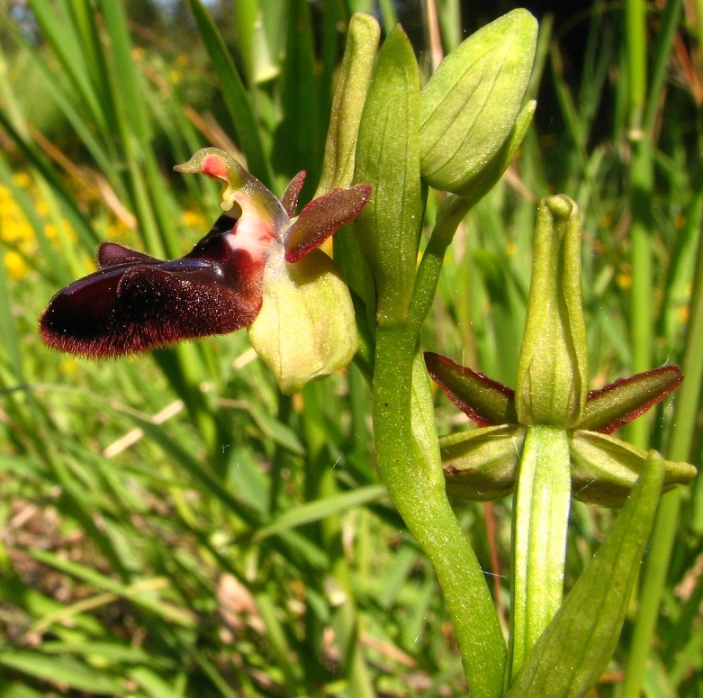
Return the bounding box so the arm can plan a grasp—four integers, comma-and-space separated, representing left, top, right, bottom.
40, 148, 371, 393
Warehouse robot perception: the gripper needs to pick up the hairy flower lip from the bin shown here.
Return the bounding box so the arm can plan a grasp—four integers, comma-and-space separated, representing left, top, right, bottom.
39, 212, 265, 358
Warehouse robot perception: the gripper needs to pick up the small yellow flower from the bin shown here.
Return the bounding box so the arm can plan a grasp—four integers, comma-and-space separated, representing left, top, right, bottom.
4, 250, 28, 280
182, 210, 208, 228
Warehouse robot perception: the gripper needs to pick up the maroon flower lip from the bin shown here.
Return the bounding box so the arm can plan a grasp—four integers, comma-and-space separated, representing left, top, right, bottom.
39, 212, 265, 358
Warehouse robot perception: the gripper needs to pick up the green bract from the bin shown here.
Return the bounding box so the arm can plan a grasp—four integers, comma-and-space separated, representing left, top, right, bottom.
353, 25, 423, 325
315, 13, 380, 196
420, 9, 538, 194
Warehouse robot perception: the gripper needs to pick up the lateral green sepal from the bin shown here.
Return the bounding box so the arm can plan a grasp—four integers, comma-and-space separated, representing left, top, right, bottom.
569, 430, 696, 507
441, 425, 524, 501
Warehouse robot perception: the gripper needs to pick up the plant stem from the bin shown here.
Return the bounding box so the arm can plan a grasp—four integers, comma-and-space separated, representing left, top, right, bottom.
373, 323, 505, 698
625, 0, 653, 449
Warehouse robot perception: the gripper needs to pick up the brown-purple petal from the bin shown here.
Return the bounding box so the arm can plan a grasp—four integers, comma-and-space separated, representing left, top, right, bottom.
579, 365, 683, 434
281, 171, 306, 218
284, 184, 372, 263
424, 352, 517, 427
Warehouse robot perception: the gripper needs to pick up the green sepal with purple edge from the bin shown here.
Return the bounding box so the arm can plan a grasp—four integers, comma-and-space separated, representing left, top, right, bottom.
579, 365, 683, 434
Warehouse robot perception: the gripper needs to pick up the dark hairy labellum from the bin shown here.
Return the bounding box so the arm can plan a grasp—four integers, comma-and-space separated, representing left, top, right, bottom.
39, 213, 265, 358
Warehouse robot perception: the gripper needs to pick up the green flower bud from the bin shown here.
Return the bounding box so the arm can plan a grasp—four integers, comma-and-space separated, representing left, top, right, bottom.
247, 248, 358, 394
420, 9, 537, 194
515, 196, 589, 427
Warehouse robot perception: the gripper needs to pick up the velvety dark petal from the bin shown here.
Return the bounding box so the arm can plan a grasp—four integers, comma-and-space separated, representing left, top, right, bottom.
40, 214, 264, 358
579, 365, 683, 434
281, 171, 306, 217
284, 183, 372, 263
425, 351, 517, 426
98, 242, 159, 267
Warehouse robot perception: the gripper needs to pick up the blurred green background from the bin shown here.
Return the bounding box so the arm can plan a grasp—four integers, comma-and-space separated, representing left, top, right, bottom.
0, 0, 701, 695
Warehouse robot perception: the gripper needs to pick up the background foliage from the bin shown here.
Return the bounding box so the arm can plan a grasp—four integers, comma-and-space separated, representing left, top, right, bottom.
0, 0, 701, 695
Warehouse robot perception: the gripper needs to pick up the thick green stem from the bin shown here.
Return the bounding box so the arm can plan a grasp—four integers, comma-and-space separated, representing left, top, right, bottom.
509, 425, 571, 681
373, 323, 505, 698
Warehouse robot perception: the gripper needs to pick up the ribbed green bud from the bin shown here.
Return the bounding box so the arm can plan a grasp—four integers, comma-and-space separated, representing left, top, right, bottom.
420, 9, 537, 194
515, 196, 589, 427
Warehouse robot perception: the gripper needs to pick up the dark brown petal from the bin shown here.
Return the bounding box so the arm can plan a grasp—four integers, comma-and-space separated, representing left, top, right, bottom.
284, 184, 372, 263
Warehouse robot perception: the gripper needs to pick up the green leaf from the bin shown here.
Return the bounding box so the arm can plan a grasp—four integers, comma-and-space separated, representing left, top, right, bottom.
353, 24, 422, 324
0, 651, 127, 695
420, 9, 537, 193
28, 550, 197, 629
254, 485, 387, 540
506, 453, 665, 697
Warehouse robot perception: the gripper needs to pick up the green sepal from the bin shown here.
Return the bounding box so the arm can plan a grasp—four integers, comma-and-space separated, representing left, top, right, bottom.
441, 425, 525, 501
420, 9, 537, 194
353, 24, 423, 325
425, 351, 517, 426
506, 453, 665, 697
579, 365, 683, 434
569, 430, 697, 507
247, 249, 358, 394
315, 13, 380, 196
515, 196, 589, 427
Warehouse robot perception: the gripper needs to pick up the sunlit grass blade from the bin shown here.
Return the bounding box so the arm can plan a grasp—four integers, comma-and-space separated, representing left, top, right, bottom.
187, 0, 273, 187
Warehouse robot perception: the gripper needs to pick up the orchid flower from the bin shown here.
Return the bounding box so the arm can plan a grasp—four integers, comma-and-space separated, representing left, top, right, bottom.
40, 148, 371, 393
